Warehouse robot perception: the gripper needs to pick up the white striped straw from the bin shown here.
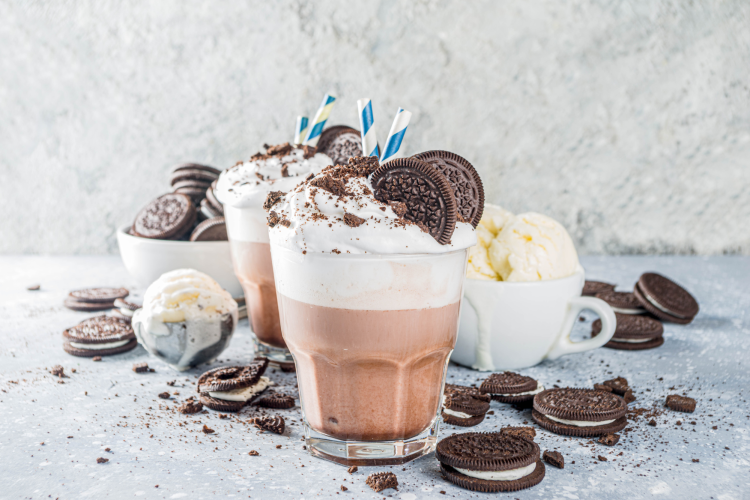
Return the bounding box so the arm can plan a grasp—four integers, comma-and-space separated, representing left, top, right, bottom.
303, 94, 336, 147
379, 108, 412, 163
294, 116, 308, 145
357, 98, 379, 157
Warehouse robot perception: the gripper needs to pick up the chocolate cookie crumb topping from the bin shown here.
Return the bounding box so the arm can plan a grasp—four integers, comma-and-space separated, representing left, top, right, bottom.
263, 191, 286, 211
543, 450, 564, 469
343, 213, 366, 227
252, 415, 285, 434
366, 472, 398, 493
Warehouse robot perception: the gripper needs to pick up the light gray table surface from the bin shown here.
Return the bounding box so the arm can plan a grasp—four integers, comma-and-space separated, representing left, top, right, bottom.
1, 255, 748, 500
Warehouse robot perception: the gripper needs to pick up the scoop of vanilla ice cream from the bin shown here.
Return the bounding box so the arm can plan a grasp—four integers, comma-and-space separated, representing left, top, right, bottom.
466, 204, 515, 280
488, 212, 579, 282
140, 269, 237, 323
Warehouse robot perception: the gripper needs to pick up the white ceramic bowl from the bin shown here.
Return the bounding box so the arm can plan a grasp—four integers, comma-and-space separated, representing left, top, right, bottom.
116, 224, 242, 297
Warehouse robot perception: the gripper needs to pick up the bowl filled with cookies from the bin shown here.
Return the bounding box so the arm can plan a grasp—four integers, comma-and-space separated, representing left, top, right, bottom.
117, 163, 242, 297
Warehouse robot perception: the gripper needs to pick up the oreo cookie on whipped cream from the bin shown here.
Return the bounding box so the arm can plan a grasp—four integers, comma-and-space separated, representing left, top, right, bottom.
197, 358, 271, 412
441, 384, 490, 427
480, 372, 544, 404
532, 388, 628, 437
436, 432, 545, 492
263, 155, 481, 253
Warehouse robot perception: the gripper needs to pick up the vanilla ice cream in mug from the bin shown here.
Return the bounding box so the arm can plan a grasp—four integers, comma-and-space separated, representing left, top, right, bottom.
452, 204, 617, 370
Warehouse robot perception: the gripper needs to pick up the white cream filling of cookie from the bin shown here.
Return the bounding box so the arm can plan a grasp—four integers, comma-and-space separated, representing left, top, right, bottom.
546, 415, 615, 427
494, 382, 545, 397
69, 339, 130, 350
118, 307, 134, 317
611, 306, 645, 315
611, 337, 652, 343
209, 376, 272, 402
640, 289, 688, 318
455, 462, 536, 481
442, 407, 473, 419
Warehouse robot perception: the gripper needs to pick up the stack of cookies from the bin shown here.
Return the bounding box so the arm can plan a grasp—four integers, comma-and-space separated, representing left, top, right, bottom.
128, 163, 227, 242
584, 272, 699, 350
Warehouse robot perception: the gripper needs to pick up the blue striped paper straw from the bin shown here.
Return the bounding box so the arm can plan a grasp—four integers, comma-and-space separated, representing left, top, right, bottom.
303, 94, 336, 147
357, 98, 379, 157
294, 116, 308, 145
379, 108, 412, 163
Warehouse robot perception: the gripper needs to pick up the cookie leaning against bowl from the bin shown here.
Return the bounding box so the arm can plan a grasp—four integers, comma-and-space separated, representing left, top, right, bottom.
480, 372, 544, 404
64, 287, 129, 312
197, 358, 271, 412
441, 384, 491, 427
592, 313, 664, 350
634, 272, 699, 324
436, 432, 545, 493
62, 315, 137, 357
413, 151, 485, 228
370, 157, 459, 245
532, 388, 627, 437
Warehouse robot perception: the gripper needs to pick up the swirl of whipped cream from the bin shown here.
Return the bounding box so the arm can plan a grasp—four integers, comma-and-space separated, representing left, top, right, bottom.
214, 145, 332, 209
267, 163, 477, 255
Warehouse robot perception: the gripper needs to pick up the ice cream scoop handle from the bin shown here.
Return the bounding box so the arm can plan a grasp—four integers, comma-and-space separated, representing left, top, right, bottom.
545, 296, 617, 360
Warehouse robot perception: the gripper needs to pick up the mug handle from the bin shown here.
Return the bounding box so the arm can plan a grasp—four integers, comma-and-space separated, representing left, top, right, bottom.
545, 296, 617, 360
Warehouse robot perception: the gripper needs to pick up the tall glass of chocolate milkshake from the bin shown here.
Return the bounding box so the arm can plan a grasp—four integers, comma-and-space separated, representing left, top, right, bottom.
266, 155, 483, 465
214, 143, 332, 365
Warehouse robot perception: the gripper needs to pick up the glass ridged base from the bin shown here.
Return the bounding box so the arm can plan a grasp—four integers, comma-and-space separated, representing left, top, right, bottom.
253, 338, 294, 365
303, 418, 441, 467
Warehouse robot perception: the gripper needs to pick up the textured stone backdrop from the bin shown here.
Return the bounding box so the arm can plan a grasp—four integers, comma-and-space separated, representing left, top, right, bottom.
2, 0, 749, 255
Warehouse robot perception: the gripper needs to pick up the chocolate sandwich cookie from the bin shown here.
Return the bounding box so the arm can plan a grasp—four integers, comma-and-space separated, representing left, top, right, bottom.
62, 316, 137, 357
254, 392, 295, 409
133, 193, 196, 240
442, 384, 491, 427
205, 181, 224, 215
189, 216, 227, 242
200, 198, 222, 219
480, 372, 544, 404
170, 168, 219, 186
592, 313, 664, 350
371, 158, 458, 245
197, 358, 270, 412
413, 151, 484, 227
65, 287, 129, 311
174, 186, 207, 206
532, 388, 628, 437
436, 432, 545, 492
172, 179, 212, 191
595, 291, 646, 315
317, 125, 363, 166
634, 272, 699, 324
172, 163, 222, 177
582, 280, 616, 297
109, 309, 132, 322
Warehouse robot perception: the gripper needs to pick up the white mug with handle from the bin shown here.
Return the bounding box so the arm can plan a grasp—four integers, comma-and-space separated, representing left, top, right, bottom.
452, 267, 616, 371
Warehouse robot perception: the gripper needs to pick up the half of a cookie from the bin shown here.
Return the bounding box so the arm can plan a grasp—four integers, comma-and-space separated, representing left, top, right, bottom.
197, 358, 271, 412
436, 432, 545, 492
441, 384, 490, 427
480, 372, 544, 404
62, 315, 137, 357
532, 388, 627, 437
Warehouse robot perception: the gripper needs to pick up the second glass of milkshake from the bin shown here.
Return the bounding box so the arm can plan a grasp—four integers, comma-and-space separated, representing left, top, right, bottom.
266, 156, 481, 465
214, 143, 332, 364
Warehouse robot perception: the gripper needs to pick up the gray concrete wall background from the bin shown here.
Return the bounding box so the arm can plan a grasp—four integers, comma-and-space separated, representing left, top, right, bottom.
1, 0, 749, 255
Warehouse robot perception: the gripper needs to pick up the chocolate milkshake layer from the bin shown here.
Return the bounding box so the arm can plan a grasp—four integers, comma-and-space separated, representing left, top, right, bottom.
214, 143, 332, 352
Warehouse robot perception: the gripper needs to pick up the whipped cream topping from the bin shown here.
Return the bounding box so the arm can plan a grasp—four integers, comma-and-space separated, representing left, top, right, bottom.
455, 462, 536, 481
266, 161, 477, 255
214, 144, 332, 209
546, 415, 616, 427
69, 340, 130, 350
209, 376, 272, 402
